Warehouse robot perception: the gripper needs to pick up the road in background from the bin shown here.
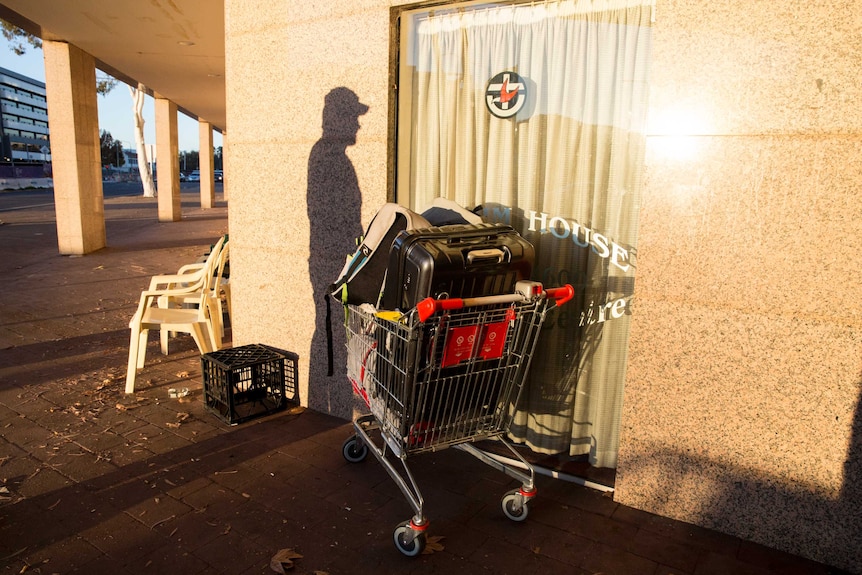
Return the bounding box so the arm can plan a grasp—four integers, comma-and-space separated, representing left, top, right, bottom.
0, 181, 220, 212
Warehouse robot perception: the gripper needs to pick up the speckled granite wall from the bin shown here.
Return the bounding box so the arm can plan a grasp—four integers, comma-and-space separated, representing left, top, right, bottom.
224, 1, 393, 420
615, 1, 862, 572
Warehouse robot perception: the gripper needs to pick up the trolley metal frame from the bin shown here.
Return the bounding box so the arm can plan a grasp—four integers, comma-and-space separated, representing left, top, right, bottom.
341, 280, 573, 555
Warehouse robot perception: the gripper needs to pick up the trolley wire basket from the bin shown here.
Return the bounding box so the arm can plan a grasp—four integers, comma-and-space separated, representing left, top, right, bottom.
341, 280, 573, 555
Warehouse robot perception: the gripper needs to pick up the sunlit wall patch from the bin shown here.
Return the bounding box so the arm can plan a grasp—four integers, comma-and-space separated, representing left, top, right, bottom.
485, 71, 528, 119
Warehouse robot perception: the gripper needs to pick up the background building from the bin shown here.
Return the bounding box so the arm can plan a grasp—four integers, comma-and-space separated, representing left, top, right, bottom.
0, 65, 50, 175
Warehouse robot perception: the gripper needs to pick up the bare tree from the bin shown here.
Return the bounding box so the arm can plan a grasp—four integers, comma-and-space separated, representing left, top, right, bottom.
130, 84, 156, 197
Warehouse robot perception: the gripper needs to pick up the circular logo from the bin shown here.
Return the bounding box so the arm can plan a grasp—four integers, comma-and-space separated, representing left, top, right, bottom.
485, 71, 527, 119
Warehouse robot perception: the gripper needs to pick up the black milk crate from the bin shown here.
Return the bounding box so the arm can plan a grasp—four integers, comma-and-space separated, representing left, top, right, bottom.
202, 344, 299, 425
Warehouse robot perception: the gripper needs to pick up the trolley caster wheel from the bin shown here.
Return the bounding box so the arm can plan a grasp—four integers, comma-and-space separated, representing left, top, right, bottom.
393, 520, 427, 557
501, 489, 530, 522
342, 436, 368, 463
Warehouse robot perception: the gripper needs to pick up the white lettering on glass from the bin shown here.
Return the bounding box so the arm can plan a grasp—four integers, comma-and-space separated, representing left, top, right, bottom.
526, 210, 633, 272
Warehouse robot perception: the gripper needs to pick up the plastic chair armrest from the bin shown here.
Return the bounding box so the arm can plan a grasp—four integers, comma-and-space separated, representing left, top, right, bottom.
148, 273, 204, 291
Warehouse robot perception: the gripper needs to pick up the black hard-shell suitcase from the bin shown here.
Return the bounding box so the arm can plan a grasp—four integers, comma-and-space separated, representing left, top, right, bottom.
381, 223, 534, 311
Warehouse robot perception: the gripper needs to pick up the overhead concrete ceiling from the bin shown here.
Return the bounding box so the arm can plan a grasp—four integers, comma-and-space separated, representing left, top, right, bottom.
0, 0, 226, 132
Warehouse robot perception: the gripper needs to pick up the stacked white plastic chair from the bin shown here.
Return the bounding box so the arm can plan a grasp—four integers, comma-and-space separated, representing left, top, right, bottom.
156, 239, 231, 353
125, 236, 228, 394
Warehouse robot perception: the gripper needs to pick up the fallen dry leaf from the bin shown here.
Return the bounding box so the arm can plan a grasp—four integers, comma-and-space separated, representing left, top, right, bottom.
270, 548, 303, 573
422, 535, 445, 555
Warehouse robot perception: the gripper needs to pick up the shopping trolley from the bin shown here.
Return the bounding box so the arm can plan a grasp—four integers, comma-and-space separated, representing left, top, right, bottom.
340, 280, 574, 555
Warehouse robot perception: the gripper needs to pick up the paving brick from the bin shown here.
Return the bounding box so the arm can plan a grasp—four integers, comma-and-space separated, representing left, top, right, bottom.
644, 514, 742, 558
534, 500, 641, 549
265, 488, 349, 532
153, 508, 228, 551
2, 415, 54, 447
126, 542, 210, 575
69, 553, 136, 574
243, 448, 312, 480
29, 440, 120, 483
693, 550, 777, 575
68, 426, 128, 454
123, 491, 195, 530
510, 516, 594, 567
0, 444, 38, 476
415, 481, 488, 525
424, 518, 492, 559
626, 525, 703, 573
11, 463, 74, 499
209, 462, 269, 492
182, 439, 261, 475
191, 529, 270, 574
99, 475, 167, 511
325, 476, 394, 518
468, 536, 534, 573
148, 463, 210, 498
737, 539, 836, 575
17, 534, 103, 573
582, 539, 661, 575
541, 477, 619, 517
79, 511, 167, 563
0, 401, 19, 421
465, 502, 541, 546
179, 479, 252, 518
103, 440, 158, 469
0, 499, 72, 553
612, 500, 660, 526
218, 499, 306, 544
656, 563, 695, 575
164, 415, 221, 443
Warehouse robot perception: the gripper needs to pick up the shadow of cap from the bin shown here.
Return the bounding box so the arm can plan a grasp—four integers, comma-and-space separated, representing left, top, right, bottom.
325, 87, 369, 116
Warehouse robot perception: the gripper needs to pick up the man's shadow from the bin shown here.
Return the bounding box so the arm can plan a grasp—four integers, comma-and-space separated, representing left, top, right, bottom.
306, 87, 368, 418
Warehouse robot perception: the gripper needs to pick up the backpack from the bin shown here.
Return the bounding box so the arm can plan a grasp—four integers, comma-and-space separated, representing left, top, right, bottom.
330, 203, 431, 307
420, 197, 484, 227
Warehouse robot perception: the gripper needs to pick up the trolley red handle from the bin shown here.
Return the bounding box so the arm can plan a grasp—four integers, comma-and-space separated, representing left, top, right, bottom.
545, 284, 575, 306
415, 284, 574, 322
416, 294, 519, 322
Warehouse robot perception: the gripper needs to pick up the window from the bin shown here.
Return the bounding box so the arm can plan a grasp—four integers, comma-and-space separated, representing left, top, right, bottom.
394, 0, 655, 469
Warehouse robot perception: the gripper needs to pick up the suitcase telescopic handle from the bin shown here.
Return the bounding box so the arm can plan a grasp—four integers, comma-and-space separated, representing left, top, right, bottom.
415, 283, 574, 322
466, 248, 505, 265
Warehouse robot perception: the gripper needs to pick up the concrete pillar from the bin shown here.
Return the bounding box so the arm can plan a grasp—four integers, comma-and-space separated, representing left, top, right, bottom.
220, 132, 228, 203
154, 97, 181, 222
199, 121, 215, 208
42, 41, 105, 255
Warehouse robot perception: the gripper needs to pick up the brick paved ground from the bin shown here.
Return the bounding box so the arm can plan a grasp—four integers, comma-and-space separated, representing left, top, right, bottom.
0, 190, 847, 574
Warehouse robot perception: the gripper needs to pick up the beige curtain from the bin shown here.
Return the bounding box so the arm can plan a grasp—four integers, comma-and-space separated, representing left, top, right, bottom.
403, 0, 654, 468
